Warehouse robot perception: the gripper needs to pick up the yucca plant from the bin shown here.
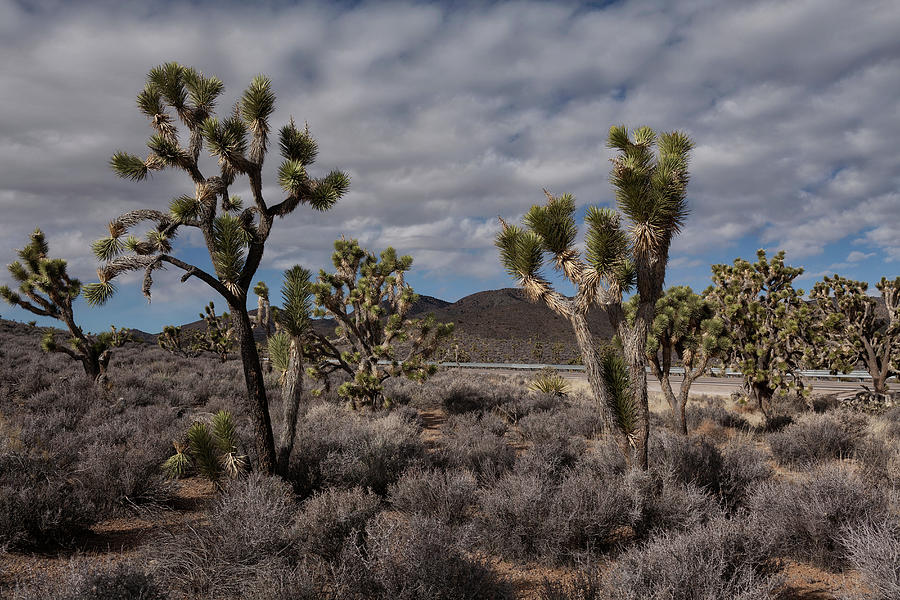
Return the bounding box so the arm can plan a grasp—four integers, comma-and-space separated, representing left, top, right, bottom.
529, 369, 571, 396
0, 229, 129, 383
164, 410, 248, 487
85, 62, 349, 474
158, 324, 202, 357
602, 349, 639, 457
497, 126, 693, 469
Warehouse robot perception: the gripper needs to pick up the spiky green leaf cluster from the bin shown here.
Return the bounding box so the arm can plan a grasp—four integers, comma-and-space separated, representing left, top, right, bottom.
163, 410, 247, 485
211, 213, 249, 289
529, 369, 571, 396
277, 266, 313, 337
267, 330, 292, 373
601, 349, 638, 441
627, 286, 731, 364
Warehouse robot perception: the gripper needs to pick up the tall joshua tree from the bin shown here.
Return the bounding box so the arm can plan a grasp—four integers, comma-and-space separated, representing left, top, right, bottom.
811, 275, 900, 395
497, 126, 692, 468
0, 229, 127, 382
84, 62, 349, 474
267, 265, 316, 473
626, 286, 730, 434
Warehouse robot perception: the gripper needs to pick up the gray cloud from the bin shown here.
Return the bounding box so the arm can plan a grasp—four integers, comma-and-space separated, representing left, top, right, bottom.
1, 0, 899, 329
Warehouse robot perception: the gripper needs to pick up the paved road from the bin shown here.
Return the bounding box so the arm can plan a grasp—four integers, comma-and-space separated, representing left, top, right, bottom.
450, 367, 867, 398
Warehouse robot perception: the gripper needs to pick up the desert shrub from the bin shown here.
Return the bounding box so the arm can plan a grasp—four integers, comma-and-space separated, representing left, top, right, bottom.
768, 410, 867, 467
235, 565, 319, 600
392, 404, 423, 428
650, 430, 772, 510
748, 463, 890, 569
760, 413, 793, 432
0, 452, 97, 550
622, 469, 721, 541
294, 486, 381, 560
477, 463, 716, 563
881, 405, 900, 438
842, 519, 900, 600
856, 435, 900, 486
382, 376, 424, 406
516, 435, 587, 478
0, 378, 179, 549
11, 561, 168, 600
496, 392, 560, 424
717, 440, 774, 510
553, 394, 607, 438
153, 473, 297, 598
332, 514, 512, 599
598, 519, 783, 600
287, 404, 425, 496
684, 404, 751, 432
434, 413, 515, 480
388, 466, 477, 524
477, 470, 554, 560
810, 393, 841, 413
574, 439, 628, 478
422, 371, 527, 414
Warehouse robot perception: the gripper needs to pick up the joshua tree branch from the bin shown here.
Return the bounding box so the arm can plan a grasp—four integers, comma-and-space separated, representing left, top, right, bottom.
158, 255, 235, 303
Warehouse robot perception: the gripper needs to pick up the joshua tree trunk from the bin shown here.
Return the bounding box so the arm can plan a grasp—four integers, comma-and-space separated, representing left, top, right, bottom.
651, 360, 681, 434
277, 336, 303, 475
230, 304, 277, 475
622, 332, 650, 469
862, 338, 892, 395
751, 381, 774, 417
569, 312, 613, 431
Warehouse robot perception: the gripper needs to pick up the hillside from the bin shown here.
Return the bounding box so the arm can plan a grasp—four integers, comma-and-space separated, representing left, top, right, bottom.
143, 288, 612, 364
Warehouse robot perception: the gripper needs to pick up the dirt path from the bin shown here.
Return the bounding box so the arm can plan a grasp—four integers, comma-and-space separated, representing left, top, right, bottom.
418, 406, 446, 451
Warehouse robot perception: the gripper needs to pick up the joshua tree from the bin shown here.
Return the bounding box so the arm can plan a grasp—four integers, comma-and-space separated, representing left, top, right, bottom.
496, 126, 692, 468
157, 324, 202, 357
267, 265, 316, 473
626, 286, 731, 434
200, 301, 234, 362
309, 237, 454, 409
706, 250, 818, 414
84, 62, 349, 474
252, 280, 273, 336
811, 275, 899, 395
0, 228, 128, 382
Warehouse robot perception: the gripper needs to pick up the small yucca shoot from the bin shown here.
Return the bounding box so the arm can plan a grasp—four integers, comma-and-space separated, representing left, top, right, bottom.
163, 440, 191, 479
188, 421, 223, 483
602, 350, 638, 452
212, 410, 248, 478
529, 370, 570, 396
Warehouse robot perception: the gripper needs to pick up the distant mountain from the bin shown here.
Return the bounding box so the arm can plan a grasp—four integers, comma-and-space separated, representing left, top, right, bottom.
152, 288, 612, 363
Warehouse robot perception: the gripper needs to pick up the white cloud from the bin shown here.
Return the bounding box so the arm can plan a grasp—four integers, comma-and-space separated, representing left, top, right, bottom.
1, 0, 899, 329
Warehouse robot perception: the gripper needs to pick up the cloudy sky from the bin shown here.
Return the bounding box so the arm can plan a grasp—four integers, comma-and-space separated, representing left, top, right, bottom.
1, 0, 899, 332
